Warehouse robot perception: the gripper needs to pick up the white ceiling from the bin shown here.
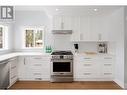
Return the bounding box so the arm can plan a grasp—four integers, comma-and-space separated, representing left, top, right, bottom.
15, 6, 122, 16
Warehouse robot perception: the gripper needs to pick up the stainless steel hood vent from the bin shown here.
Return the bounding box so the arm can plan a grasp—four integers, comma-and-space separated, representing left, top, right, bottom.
52, 30, 72, 34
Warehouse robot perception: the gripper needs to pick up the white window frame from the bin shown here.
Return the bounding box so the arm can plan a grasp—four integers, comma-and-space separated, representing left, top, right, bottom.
23, 26, 45, 49
0, 25, 8, 50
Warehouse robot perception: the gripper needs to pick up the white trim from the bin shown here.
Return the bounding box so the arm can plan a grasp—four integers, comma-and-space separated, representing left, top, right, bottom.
74, 78, 114, 81
114, 79, 124, 88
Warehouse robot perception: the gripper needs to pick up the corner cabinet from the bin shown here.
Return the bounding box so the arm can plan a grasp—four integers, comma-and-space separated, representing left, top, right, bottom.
74, 54, 114, 81
18, 55, 51, 81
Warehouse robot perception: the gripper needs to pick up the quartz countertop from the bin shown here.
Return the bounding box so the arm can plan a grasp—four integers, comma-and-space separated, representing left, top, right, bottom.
0, 52, 51, 62
74, 52, 115, 56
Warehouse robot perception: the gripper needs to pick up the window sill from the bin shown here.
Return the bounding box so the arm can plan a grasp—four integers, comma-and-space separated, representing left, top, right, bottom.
22, 47, 44, 49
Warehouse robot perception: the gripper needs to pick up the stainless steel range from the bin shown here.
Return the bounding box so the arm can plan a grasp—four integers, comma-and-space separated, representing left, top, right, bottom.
50, 51, 73, 82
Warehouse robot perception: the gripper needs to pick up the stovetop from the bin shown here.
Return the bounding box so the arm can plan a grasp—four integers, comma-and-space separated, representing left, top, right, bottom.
51, 51, 73, 55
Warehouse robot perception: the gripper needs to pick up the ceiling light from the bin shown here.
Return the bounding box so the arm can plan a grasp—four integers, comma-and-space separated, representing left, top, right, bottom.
55, 8, 59, 11
94, 8, 98, 11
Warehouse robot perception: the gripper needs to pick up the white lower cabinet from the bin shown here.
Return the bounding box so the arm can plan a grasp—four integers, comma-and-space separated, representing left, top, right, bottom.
100, 56, 114, 79
18, 55, 51, 81
9, 57, 18, 87
18, 56, 29, 80
74, 55, 114, 81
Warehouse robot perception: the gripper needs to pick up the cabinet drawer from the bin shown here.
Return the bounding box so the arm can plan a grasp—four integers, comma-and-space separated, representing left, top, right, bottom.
77, 57, 93, 62
31, 68, 42, 73
32, 73, 42, 80
11, 65, 17, 70
30, 60, 50, 65
33, 72, 42, 77
83, 63, 92, 67
10, 75, 17, 84
102, 64, 113, 72
76, 63, 97, 70
102, 67, 113, 73
10, 59, 17, 68
30, 56, 50, 61
102, 57, 114, 63
10, 67, 17, 77
30, 63, 50, 69
80, 64, 94, 70
103, 57, 113, 60
101, 72, 113, 78
75, 71, 95, 78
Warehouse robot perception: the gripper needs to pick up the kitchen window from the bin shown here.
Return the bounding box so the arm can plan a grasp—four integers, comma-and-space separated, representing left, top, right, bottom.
0, 25, 8, 50
24, 27, 44, 48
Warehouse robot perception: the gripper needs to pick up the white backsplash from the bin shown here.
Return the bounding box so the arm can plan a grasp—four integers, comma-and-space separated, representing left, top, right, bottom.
53, 35, 72, 51
77, 42, 98, 53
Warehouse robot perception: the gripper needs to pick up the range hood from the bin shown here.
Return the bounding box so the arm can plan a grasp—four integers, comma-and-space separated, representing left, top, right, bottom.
52, 30, 72, 34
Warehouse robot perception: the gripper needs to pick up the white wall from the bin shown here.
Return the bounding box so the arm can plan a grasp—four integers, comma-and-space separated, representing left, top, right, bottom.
107, 7, 124, 88
0, 22, 14, 55
14, 10, 53, 52
124, 7, 127, 89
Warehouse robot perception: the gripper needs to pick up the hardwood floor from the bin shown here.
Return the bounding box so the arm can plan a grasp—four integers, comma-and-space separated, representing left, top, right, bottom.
9, 81, 122, 89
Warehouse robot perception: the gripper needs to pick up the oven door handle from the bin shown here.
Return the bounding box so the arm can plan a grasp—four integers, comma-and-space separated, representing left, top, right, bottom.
51, 60, 72, 62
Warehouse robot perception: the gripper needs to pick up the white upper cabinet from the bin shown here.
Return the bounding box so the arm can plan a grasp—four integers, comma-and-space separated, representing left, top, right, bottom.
80, 16, 90, 41
52, 15, 72, 30
52, 15, 109, 42
70, 16, 80, 41
80, 16, 109, 41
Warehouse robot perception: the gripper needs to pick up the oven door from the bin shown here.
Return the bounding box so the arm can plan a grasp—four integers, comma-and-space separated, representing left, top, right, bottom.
51, 60, 73, 75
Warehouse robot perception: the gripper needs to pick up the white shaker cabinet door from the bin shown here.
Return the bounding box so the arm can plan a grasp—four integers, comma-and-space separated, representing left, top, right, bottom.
53, 15, 72, 30
18, 56, 30, 80
53, 16, 62, 30
89, 16, 109, 41
71, 16, 80, 41
80, 16, 90, 41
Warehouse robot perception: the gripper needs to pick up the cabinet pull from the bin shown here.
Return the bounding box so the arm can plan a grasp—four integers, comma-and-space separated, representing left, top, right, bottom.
11, 66, 16, 69
33, 57, 42, 59
34, 64, 42, 66
104, 57, 112, 59
104, 64, 112, 66
104, 73, 112, 75
33, 73, 42, 75
84, 73, 91, 75
24, 58, 26, 65
84, 64, 91, 66
35, 78, 42, 80
84, 58, 92, 59
98, 33, 102, 40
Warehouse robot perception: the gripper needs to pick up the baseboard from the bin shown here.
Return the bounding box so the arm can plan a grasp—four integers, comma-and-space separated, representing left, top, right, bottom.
74, 78, 113, 81
114, 79, 124, 88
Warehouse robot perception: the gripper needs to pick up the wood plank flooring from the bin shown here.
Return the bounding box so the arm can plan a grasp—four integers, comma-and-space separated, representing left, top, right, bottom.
9, 81, 122, 89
